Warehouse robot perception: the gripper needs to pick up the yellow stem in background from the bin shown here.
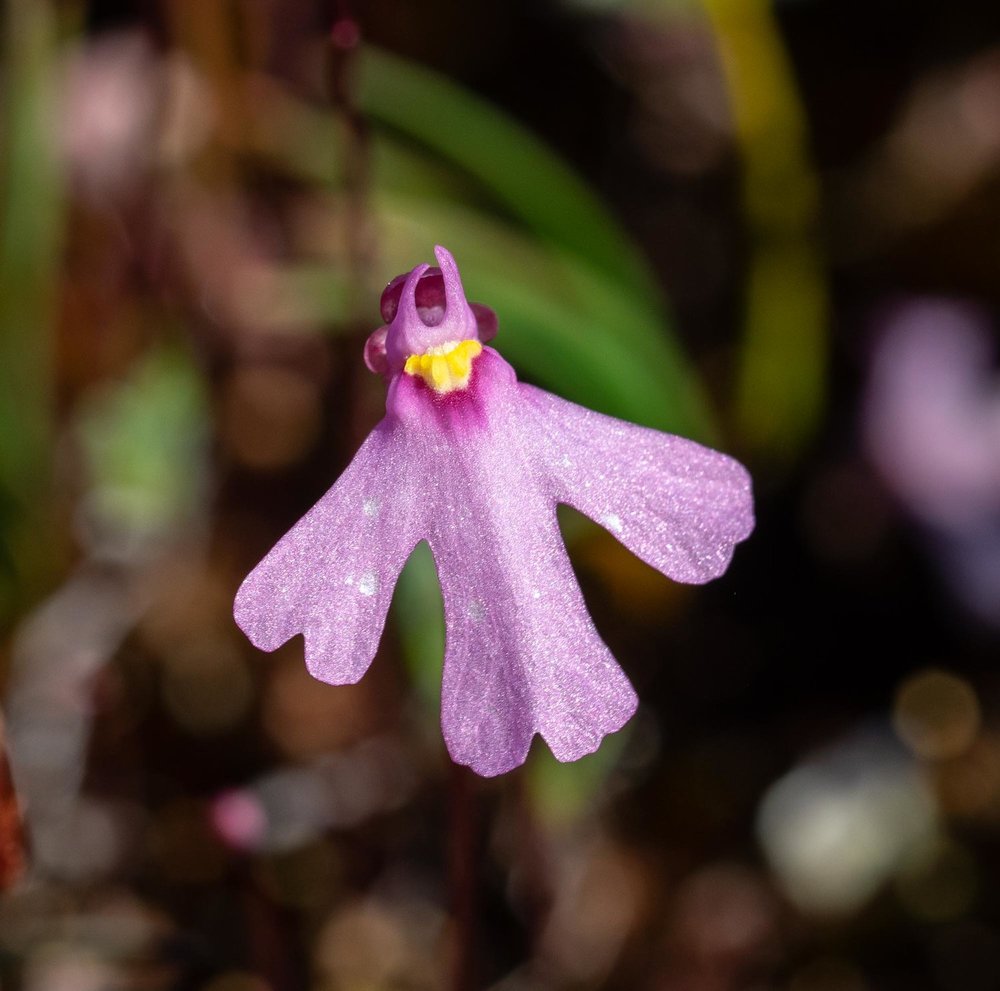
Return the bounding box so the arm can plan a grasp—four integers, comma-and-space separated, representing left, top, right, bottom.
701, 0, 827, 463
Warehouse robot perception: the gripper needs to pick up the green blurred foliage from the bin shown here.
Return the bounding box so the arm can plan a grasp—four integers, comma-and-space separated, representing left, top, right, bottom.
254, 48, 715, 439
701, 0, 827, 460
78, 345, 209, 544
0, 0, 64, 620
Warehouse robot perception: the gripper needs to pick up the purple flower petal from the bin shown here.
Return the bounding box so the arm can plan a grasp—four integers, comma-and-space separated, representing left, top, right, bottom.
380, 267, 445, 324
363, 325, 389, 375
435, 503, 638, 776
522, 387, 754, 584
234, 425, 425, 684
396, 351, 637, 776
469, 302, 498, 344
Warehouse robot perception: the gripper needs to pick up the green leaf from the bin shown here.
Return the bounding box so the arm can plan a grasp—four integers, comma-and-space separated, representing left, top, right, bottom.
526, 729, 630, 827
392, 541, 444, 711
246, 77, 479, 204
244, 57, 717, 438
0, 0, 62, 498
78, 346, 209, 542
357, 46, 661, 304
702, 0, 827, 459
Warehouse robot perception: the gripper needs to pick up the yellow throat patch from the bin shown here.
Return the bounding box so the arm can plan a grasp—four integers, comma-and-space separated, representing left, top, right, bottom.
404, 339, 483, 393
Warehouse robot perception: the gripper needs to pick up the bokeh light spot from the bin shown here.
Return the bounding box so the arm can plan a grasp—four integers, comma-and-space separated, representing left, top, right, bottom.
893, 669, 981, 760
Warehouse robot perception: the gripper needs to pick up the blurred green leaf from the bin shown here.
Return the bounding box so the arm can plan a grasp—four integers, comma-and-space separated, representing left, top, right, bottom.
78, 346, 209, 543
358, 46, 662, 305
736, 244, 825, 455
248, 54, 718, 438
0, 0, 61, 494
0, 0, 64, 617
527, 729, 630, 827
247, 78, 479, 204
392, 541, 444, 711
702, 0, 827, 459
275, 191, 712, 437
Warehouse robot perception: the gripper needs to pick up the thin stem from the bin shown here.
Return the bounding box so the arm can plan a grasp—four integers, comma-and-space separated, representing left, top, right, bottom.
448, 763, 479, 991
512, 772, 553, 958
327, 1, 380, 456
328, 1, 375, 327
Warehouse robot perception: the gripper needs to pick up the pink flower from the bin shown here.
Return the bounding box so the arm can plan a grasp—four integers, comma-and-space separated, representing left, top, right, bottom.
235, 247, 753, 776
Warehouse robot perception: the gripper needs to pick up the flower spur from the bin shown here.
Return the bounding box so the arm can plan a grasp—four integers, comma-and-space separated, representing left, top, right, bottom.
234, 247, 754, 777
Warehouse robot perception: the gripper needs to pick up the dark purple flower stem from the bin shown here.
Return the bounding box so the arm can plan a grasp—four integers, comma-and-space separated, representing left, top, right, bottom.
448, 763, 480, 991
328, 1, 374, 325
327, 1, 380, 456
512, 774, 553, 956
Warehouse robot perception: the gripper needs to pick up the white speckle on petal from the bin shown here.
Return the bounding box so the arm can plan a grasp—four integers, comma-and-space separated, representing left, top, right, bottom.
532, 589, 541, 600
358, 573, 377, 597
363, 498, 379, 517
467, 600, 485, 622
344, 576, 354, 586
604, 513, 624, 534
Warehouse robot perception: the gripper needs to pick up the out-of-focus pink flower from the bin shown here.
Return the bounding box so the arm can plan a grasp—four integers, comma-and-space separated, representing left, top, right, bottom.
866, 299, 1000, 623
866, 301, 1000, 529
59, 31, 214, 199
59, 33, 158, 197
235, 247, 753, 776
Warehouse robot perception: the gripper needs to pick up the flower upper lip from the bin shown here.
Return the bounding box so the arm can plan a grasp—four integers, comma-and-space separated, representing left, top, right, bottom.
365, 246, 497, 378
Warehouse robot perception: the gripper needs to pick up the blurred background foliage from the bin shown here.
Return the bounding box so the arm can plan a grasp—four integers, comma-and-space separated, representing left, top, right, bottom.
3, 0, 1000, 989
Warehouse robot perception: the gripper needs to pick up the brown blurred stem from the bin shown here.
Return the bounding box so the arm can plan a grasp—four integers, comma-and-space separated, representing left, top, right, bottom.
449, 763, 479, 991
512, 773, 554, 956
328, 1, 375, 325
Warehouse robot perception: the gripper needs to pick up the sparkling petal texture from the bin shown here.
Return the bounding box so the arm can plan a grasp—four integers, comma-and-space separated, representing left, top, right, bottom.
522, 387, 754, 583
404, 351, 637, 776
234, 246, 754, 776
234, 426, 426, 684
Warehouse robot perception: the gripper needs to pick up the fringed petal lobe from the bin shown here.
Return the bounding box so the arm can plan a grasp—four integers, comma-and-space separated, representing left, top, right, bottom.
522, 387, 754, 584
420, 352, 637, 776
434, 511, 638, 776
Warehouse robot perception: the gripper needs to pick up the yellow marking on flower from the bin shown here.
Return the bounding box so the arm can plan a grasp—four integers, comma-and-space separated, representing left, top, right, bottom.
404, 339, 483, 393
